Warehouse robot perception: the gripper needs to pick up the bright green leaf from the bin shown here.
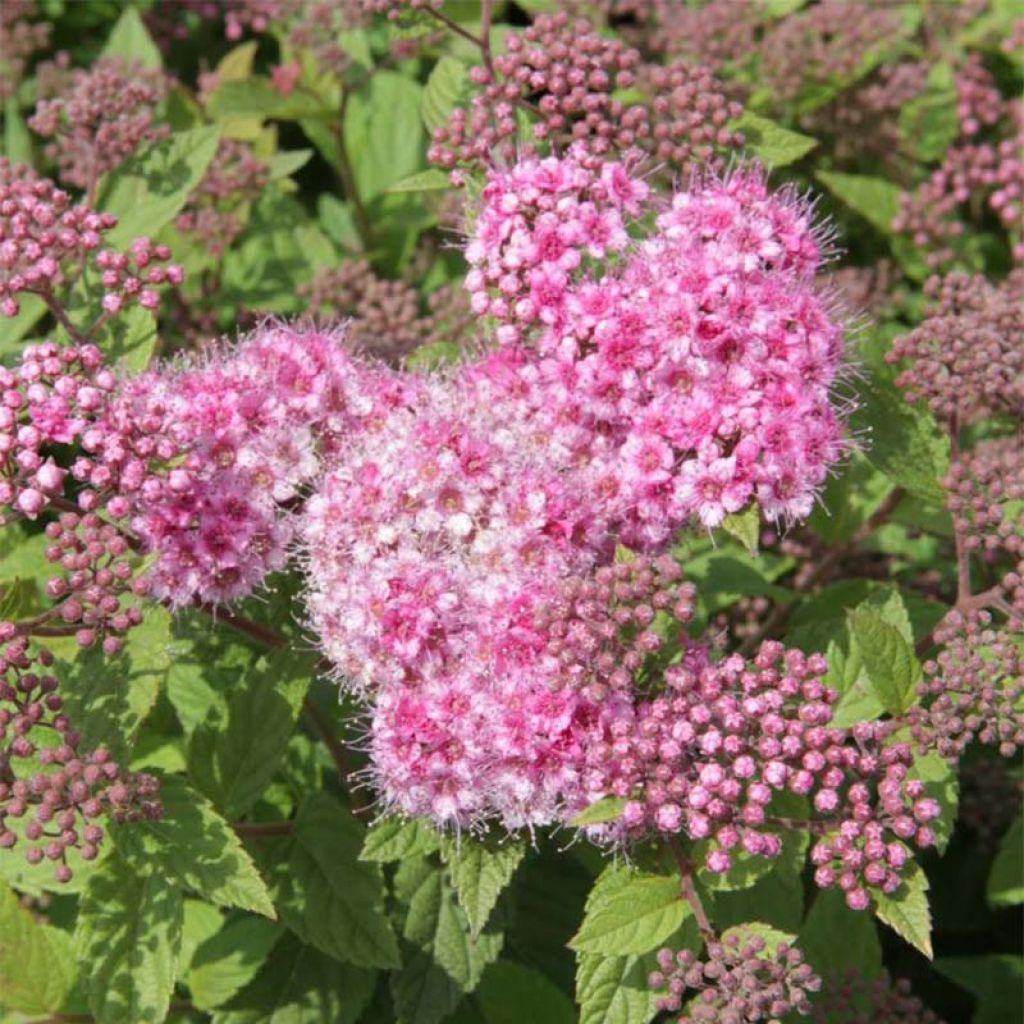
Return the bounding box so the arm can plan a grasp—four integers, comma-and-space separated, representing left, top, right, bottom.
735, 110, 817, 166
421, 56, 471, 135
570, 868, 688, 957
101, 6, 162, 70
799, 888, 882, 980
816, 171, 902, 235
576, 951, 659, 1024
721, 506, 760, 555
848, 607, 921, 714
188, 916, 283, 1012
872, 859, 932, 959
98, 125, 221, 246
573, 796, 628, 827
361, 816, 441, 862
388, 168, 453, 193
0, 882, 76, 1014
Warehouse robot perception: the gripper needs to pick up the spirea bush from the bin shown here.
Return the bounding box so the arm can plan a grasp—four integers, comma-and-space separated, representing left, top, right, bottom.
0, 3, 1020, 1023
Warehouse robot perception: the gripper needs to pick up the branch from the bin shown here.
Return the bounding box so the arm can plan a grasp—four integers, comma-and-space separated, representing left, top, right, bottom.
32, 289, 87, 344
302, 695, 371, 816
666, 837, 714, 941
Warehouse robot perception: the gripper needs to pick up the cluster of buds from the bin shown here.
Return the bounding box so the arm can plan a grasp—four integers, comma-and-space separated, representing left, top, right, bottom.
812, 969, 947, 1024
0, 0, 50, 101
429, 12, 743, 176
648, 931, 821, 1022
29, 56, 170, 196
887, 272, 1023, 422
176, 140, 269, 257
97, 237, 183, 315
0, 637, 160, 882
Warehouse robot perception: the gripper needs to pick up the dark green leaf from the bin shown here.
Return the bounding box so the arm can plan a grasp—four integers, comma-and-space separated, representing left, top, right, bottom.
361, 816, 441, 863
987, 814, 1023, 907
273, 793, 400, 969
213, 932, 375, 1024
476, 961, 574, 1024
848, 607, 921, 715
576, 951, 659, 1024
440, 835, 525, 938
872, 859, 932, 959
933, 955, 1024, 1024
188, 916, 284, 1012
799, 889, 882, 980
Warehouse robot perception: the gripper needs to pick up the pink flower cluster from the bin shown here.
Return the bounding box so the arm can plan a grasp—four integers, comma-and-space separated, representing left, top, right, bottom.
0, 161, 182, 319
121, 324, 386, 605
465, 153, 846, 540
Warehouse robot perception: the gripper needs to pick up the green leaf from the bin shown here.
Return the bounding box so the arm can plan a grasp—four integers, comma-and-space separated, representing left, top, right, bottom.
576, 951, 659, 1024
720, 506, 760, 554
799, 889, 882, 980
872, 859, 932, 959
213, 932, 376, 1024
934, 954, 1024, 1024
94, 303, 159, 371
361, 816, 441, 862
272, 793, 400, 969
573, 796, 628, 827
75, 848, 184, 1024
848, 607, 921, 715
816, 171, 902, 235
98, 125, 221, 246
3, 97, 32, 165
208, 79, 327, 122
179, 899, 224, 979
441, 835, 525, 938
388, 168, 453, 193
477, 961, 575, 1024
265, 149, 314, 181
907, 750, 959, 855
0, 293, 47, 354
59, 605, 173, 763
115, 775, 276, 918
899, 62, 958, 162
101, 6, 162, 70
392, 857, 504, 1024
987, 815, 1024, 907
849, 372, 949, 504
188, 916, 283, 1012
421, 56, 471, 135
344, 71, 425, 201
570, 868, 688, 956
188, 650, 311, 819
734, 110, 817, 166
0, 882, 76, 1014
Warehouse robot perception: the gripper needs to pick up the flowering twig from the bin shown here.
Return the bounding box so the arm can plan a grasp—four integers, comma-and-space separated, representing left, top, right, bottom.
667, 836, 714, 941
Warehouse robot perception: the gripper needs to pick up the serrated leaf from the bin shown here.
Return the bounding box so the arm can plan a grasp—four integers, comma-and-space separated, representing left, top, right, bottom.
720, 506, 760, 554
188, 650, 311, 819
101, 6, 162, 70
908, 750, 958, 854
344, 72, 424, 201
180, 899, 224, 978
265, 149, 314, 180
76, 848, 184, 1024
573, 796, 628, 827
816, 171, 902, 235
208, 79, 327, 122
115, 775, 276, 918
188, 916, 283, 1012
213, 932, 375, 1024
361, 816, 441, 862
721, 921, 795, 953
441, 835, 525, 937
272, 793, 400, 969
570, 868, 688, 956
59, 605, 172, 763
388, 168, 453, 193
848, 607, 921, 714
873, 859, 932, 959
421, 56, 471, 135
98, 125, 221, 245
0, 882, 76, 1014
987, 815, 1023, 907
734, 110, 817, 166
392, 857, 504, 1024
576, 951, 658, 1024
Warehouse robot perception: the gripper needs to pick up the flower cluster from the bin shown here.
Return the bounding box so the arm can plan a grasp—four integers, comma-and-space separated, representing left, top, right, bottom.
466, 153, 847, 542
812, 969, 947, 1024
893, 58, 1023, 267
886, 272, 1023, 422
176, 140, 269, 258
122, 323, 377, 606
0, 0, 50, 101
429, 12, 743, 176
0, 637, 160, 882
648, 931, 821, 1023
300, 261, 473, 363
29, 56, 170, 195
